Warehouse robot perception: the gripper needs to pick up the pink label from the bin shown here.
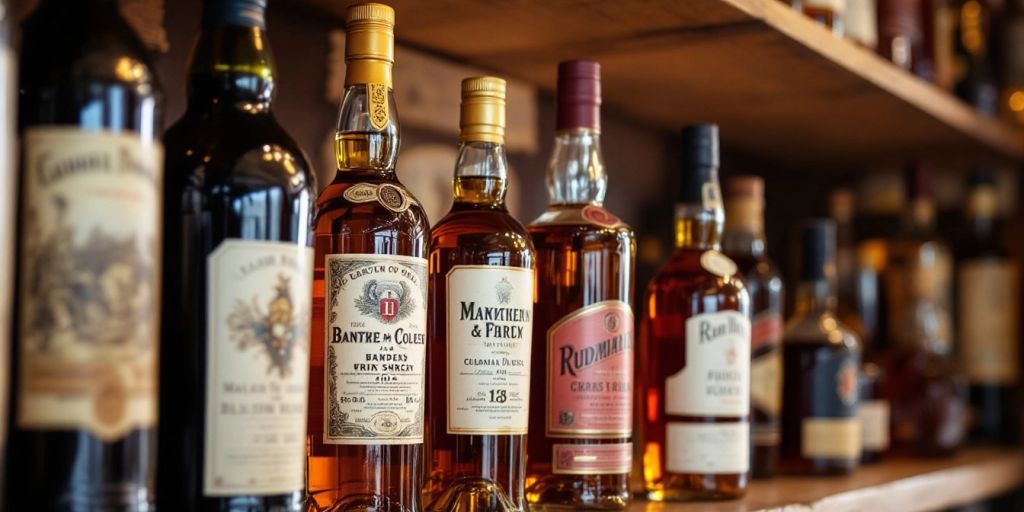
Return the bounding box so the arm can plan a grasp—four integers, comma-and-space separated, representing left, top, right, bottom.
751, 312, 782, 353
552, 443, 632, 475
547, 301, 633, 437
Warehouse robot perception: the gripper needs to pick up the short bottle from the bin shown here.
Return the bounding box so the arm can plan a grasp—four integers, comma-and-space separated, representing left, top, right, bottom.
525, 60, 636, 510
640, 124, 751, 501
779, 220, 862, 476
722, 176, 783, 480
423, 76, 536, 512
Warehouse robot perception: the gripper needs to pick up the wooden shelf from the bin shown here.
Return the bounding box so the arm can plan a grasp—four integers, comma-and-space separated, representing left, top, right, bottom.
295, 0, 1024, 167
628, 448, 1024, 512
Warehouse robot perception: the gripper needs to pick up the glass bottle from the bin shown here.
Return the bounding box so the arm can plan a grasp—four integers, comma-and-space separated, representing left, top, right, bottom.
876, 0, 924, 70
640, 124, 750, 501
956, 169, 1019, 444
0, 0, 14, 493
5, 0, 163, 509
158, 0, 315, 509
306, 4, 430, 511
999, 0, 1024, 126
525, 60, 635, 510
722, 176, 783, 480
953, 0, 998, 115
779, 220, 862, 476
422, 76, 535, 512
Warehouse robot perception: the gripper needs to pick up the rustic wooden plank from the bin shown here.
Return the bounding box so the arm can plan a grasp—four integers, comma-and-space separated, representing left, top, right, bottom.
293, 0, 1024, 167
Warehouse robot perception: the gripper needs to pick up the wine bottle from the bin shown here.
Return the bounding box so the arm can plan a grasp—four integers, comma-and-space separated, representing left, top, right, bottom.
306, 4, 430, 511
4, 0, 163, 509
157, 0, 316, 510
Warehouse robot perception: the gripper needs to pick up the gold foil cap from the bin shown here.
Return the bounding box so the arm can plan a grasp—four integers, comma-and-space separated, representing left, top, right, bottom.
345, 3, 394, 87
460, 76, 506, 144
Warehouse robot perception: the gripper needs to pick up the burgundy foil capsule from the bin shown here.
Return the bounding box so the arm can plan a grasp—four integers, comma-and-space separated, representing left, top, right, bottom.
556, 60, 601, 132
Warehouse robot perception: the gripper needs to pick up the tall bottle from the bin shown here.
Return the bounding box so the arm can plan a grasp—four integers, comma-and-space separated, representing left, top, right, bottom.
526, 61, 635, 510
956, 170, 1019, 444
0, 0, 14, 493
423, 76, 535, 512
158, 1, 315, 509
640, 125, 751, 501
3, 0, 163, 509
306, 4, 430, 511
999, 0, 1024, 126
721, 176, 783, 480
953, 0, 998, 115
779, 220, 862, 475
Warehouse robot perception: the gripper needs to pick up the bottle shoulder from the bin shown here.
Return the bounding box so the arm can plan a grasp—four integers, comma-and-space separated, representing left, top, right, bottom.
783, 311, 861, 351
315, 173, 431, 240
431, 208, 536, 255
648, 249, 747, 299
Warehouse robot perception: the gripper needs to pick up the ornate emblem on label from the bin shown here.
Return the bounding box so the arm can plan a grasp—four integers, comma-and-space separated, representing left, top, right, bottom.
324, 254, 427, 445
368, 83, 389, 131
700, 250, 738, 278
16, 127, 162, 441
581, 205, 623, 228
341, 182, 413, 213
205, 240, 313, 496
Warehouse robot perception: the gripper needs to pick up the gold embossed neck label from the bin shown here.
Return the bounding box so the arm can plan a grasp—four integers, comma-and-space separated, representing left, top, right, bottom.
16, 127, 163, 441
341, 182, 413, 213
368, 83, 389, 131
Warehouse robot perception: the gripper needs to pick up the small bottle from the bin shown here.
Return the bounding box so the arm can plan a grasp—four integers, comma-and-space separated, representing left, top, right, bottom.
641, 125, 751, 501
722, 176, 784, 480
779, 220, 862, 476
526, 60, 635, 510
956, 170, 1019, 444
4, 0, 163, 509
423, 77, 536, 512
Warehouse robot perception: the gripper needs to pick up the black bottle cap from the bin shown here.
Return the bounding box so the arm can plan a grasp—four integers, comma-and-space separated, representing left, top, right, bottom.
203, 0, 268, 29
800, 219, 836, 282
968, 167, 995, 187
904, 163, 933, 200
677, 124, 720, 204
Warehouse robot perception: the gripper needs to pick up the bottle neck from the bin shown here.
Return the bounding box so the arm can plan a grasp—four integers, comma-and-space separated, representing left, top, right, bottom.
674, 204, 723, 250
186, 22, 275, 113
793, 280, 836, 317
452, 140, 508, 209
546, 128, 607, 206
335, 84, 399, 175
722, 197, 766, 257
966, 186, 999, 232
902, 198, 935, 234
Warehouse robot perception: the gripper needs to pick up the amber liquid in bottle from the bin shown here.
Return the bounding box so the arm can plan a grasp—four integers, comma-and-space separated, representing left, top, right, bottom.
641, 125, 750, 501
307, 5, 430, 511
526, 130, 635, 509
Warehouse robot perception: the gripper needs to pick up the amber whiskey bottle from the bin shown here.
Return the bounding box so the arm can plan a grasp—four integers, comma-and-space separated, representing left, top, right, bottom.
722, 176, 783, 479
422, 77, 535, 512
956, 170, 1017, 444
306, 4, 430, 511
779, 220, 862, 476
525, 61, 635, 510
640, 124, 751, 501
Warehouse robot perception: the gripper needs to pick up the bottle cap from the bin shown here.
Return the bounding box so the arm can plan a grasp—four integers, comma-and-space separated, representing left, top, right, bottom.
828, 188, 856, 223
724, 176, 764, 234
967, 168, 1000, 219
904, 163, 932, 200
345, 3, 395, 87
677, 124, 720, 205
968, 167, 995, 187
203, 0, 267, 29
556, 60, 601, 132
460, 76, 507, 144
724, 175, 764, 200
800, 218, 837, 282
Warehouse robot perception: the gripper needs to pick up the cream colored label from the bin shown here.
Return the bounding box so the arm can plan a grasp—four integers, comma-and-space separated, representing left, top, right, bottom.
858, 399, 890, 451
665, 311, 750, 416
959, 261, 1020, 385
0, 46, 14, 448
701, 182, 722, 210
16, 127, 162, 441
666, 422, 749, 474
446, 266, 533, 434
368, 83, 390, 131
750, 349, 781, 416
204, 240, 313, 496
802, 418, 861, 459
341, 182, 414, 213
324, 254, 427, 445
700, 250, 738, 278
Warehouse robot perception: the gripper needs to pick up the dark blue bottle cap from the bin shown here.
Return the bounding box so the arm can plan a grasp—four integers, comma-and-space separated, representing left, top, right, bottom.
677, 123, 719, 204
800, 218, 836, 282
203, 0, 267, 29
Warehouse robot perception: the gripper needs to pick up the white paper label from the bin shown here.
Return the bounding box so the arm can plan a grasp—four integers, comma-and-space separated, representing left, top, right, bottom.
665, 311, 750, 417
959, 260, 1020, 385
446, 266, 533, 434
666, 422, 749, 474
802, 418, 861, 459
204, 240, 313, 496
323, 254, 427, 445
858, 399, 890, 451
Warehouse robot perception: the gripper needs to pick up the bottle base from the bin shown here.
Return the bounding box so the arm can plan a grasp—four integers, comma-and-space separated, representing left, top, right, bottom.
526, 474, 628, 510
310, 493, 411, 512
424, 477, 520, 512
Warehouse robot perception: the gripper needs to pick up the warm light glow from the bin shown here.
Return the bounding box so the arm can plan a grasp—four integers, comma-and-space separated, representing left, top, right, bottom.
1010, 91, 1024, 112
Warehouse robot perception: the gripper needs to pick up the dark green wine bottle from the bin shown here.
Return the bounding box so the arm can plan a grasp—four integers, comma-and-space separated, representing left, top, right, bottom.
4, 0, 164, 510
157, 0, 315, 510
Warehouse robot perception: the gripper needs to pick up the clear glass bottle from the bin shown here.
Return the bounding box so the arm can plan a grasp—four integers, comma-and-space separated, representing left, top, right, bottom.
526, 60, 635, 510
306, 4, 430, 511
779, 220, 862, 476
423, 76, 535, 512
640, 124, 750, 501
